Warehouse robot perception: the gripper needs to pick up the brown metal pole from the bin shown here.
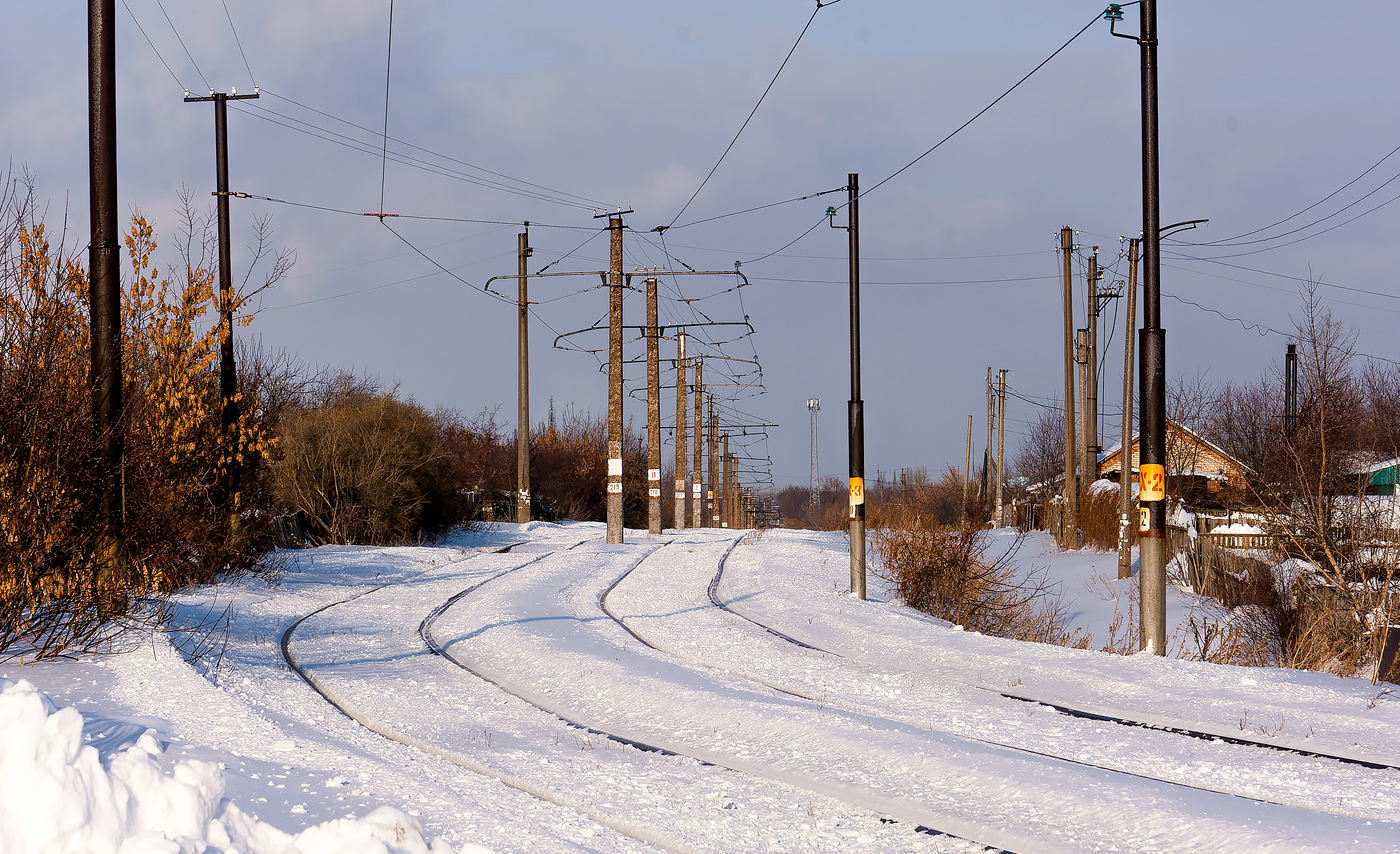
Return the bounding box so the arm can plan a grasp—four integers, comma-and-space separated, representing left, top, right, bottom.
1061, 226, 1079, 548
517, 226, 531, 524
996, 369, 1007, 527
674, 332, 687, 531
708, 398, 719, 527
722, 435, 731, 528
1086, 249, 1101, 479
646, 277, 662, 534
1119, 238, 1139, 578
1079, 329, 1091, 493
606, 216, 624, 544
89, 0, 124, 595
693, 359, 704, 528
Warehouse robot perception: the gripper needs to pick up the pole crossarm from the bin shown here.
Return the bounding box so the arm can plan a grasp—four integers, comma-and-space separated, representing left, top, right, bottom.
483, 269, 608, 298
556, 320, 754, 351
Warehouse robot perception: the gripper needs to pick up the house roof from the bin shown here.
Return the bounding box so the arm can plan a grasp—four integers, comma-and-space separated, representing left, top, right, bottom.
1098, 419, 1249, 475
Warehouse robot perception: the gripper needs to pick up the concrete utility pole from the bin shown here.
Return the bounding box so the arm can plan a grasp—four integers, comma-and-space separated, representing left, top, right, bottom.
1111, 0, 1166, 654
90, 0, 125, 593
517, 226, 531, 523
604, 213, 626, 544
708, 398, 719, 527
995, 369, 1007, 527
984, 366, 994, 515
807, 398, 821, 507
963, 414, 973, 523
674, 333, 687, 531
1119, 238, 1139, 579
1060, 227, 1079, 548
693, 360, 704, 528
185, 86, 259, 538
645, 276, 662, 534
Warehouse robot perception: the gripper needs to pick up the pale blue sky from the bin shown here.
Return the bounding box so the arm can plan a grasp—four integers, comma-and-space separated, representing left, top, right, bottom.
6, 2, 1400, 490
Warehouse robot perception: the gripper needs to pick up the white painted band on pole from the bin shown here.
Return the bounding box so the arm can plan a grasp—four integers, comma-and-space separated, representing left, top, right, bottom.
648, 468, 660, 481
675, 491, 686, 499
648, 488, 661, 497
607, 482, 623, 494
693, 485, 701, 495
608, 458, 623, 476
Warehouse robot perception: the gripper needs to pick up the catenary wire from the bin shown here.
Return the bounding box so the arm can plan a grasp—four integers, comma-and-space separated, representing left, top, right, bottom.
154, 0, 210, 92
121, 1, 186, 92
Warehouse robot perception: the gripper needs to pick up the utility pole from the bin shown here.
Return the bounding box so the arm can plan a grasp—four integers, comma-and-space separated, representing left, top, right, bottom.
830, 173, 865, 599
721, 434, 731, 527
1078, 329, 1092, 494
646, 276, 662, 535
1119, 238, 1139, 579
1060, 226, 1079, 548
602, 212, 628, 544
984, 366, 994, 516
674, 332, 687, 531
708, 398, 719, 528
517, 225, 531, 523
1086, 249, 1102, 478
995, 369, 1007, 527
185, 86, 260, 540
90, 0, 124, 596
1285, 342, 1298, 433
1111, 0, 1166, 654
693, 360, 704, 528
807, 399, 821, 507
962, 414, 973, 523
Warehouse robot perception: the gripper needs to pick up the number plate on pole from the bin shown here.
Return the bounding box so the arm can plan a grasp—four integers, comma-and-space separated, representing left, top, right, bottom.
1139, 464, 1165, 502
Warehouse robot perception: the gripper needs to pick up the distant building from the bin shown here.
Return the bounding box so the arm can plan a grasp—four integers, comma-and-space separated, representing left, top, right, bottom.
1098, 419, 1248, 503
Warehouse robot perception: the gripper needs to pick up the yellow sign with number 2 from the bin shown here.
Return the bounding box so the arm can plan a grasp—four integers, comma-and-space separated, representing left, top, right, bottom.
1139, 463, 1165, 502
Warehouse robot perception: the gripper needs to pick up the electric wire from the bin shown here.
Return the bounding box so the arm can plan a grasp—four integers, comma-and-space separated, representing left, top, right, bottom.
220, 0, 257, 88
121, 1, 186, 91
379, 0, 395, 218
667, 187, 846, 231
667, 2, 827, 229
154, 0, 209, 92
259, 89, 612, 209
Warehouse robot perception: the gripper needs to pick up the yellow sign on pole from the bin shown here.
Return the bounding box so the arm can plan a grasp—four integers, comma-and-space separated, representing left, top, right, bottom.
1139, 463, 1165, 502
849, 477, 864, 506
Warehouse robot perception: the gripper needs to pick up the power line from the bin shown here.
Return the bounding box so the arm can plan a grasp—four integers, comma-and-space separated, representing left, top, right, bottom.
667, 186, 845, 231
667, 2, 829, 229
121, 0, 185, 91
220, 0, 257, 88
153, 0, 209, 91
379, 0, 395, 218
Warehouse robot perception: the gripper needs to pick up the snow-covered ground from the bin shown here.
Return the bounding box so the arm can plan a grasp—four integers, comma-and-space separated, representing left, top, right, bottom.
4, 521, 1399, 853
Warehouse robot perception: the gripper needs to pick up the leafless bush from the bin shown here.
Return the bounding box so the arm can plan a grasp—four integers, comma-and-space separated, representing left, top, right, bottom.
872, 515, 1086, 646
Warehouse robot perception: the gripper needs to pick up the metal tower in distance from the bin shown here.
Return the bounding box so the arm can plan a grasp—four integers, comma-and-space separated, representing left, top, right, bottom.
807, 399, 821, 506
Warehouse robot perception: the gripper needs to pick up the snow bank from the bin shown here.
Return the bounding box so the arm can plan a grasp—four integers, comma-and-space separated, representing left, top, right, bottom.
0, 678, 481, 854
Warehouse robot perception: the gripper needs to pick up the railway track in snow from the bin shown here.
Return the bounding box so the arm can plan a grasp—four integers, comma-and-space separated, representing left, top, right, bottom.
702, 533, 1400, 774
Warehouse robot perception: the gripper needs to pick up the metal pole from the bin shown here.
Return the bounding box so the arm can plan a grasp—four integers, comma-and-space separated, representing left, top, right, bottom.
963, 414, 973, 523
722, 434, 731, 527
1079, 329, 1091, 494
693, 360, 704, 528
808, 399, 821, 507
996, 369, 1007, 527
984, 366, 994, 515
646, 276, 662, 535
674, 332, 687, 530
213, 93, 241, 538
517, 226, 531, 524
1061, 226, 1079, 548
606, 216, 624, 544
1138, 0, 1168, 655
709, 398, 719, 527
1087, 249, 1101, 473
1119, 238, 1139, 578
847, 173, 866, 600
1285, 342, 1298, 433
89, 0, 124, 594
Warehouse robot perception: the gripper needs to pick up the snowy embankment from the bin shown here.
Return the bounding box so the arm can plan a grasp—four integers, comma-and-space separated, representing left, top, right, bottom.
0, 676, 463, 854
3, 520, 1400, 853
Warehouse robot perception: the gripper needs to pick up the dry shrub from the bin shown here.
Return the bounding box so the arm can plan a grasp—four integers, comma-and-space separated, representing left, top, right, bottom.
1079, 485, 1134, 551
269, 377, 468, 545
873, 515, 1086, 646
0, 178, 283, 660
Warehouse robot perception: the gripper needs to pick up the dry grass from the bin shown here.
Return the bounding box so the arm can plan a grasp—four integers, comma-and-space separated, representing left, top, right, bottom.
872, 512, 1088, 648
